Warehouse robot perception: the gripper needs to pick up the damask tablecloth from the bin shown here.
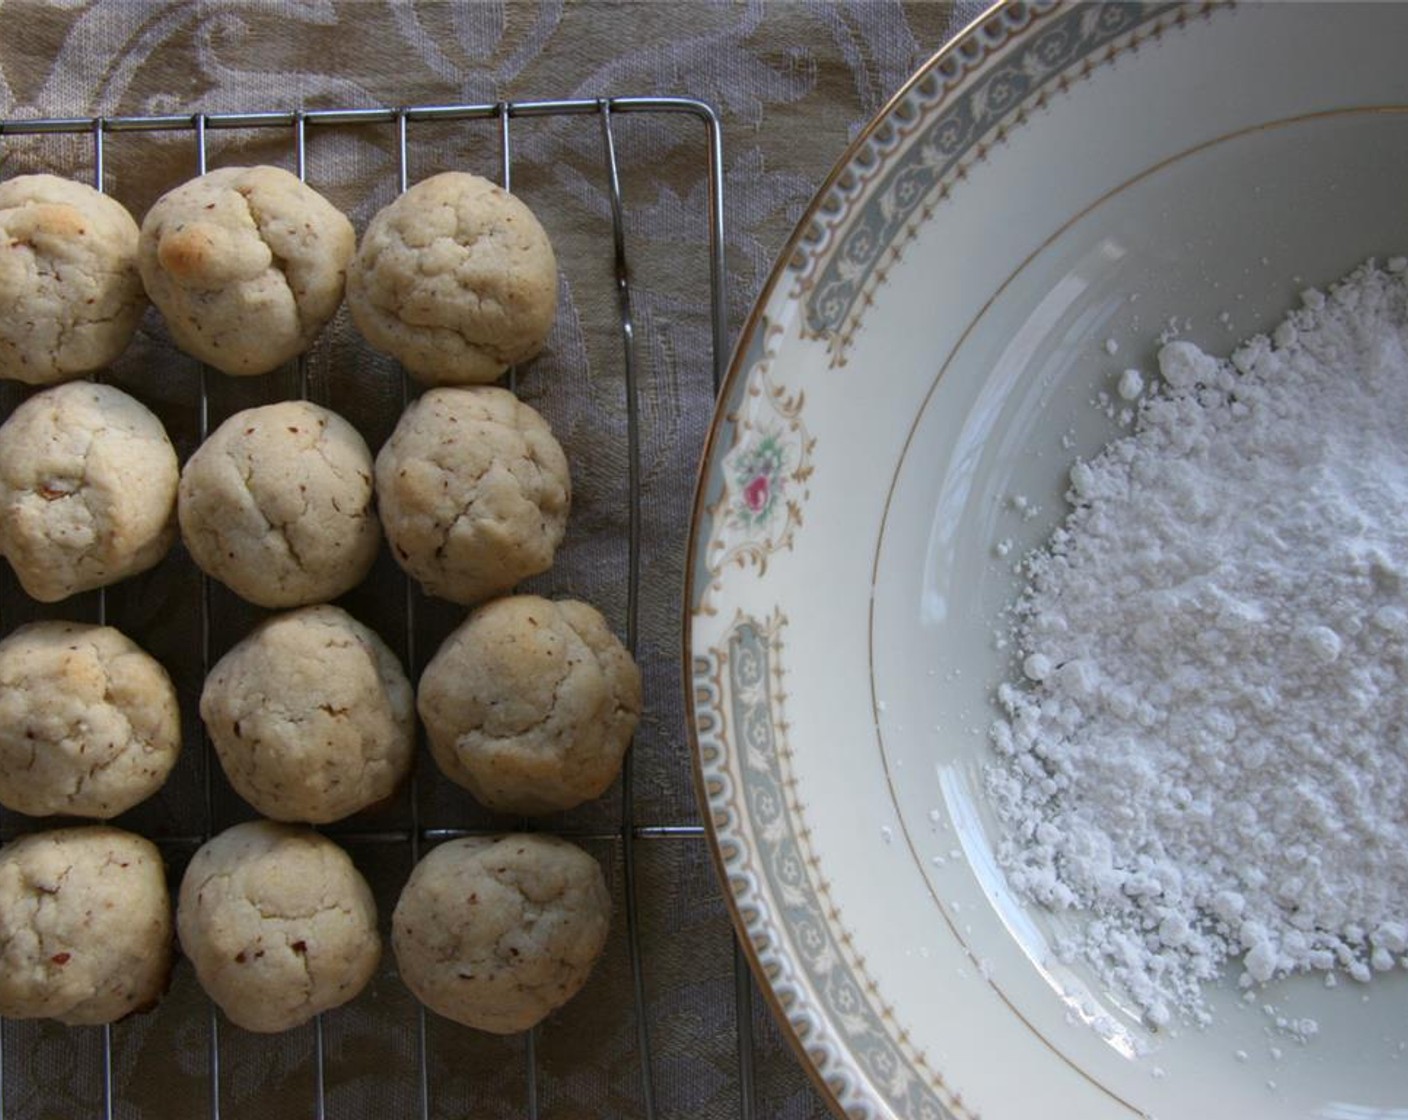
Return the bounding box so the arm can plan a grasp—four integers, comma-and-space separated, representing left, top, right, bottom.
0, 3, 982, 1117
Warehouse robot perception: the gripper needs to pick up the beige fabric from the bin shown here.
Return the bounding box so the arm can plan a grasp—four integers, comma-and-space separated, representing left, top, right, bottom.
0, 1, 976, 1115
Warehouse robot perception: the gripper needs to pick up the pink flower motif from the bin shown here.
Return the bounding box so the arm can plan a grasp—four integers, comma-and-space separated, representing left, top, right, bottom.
743, 473, 770, 513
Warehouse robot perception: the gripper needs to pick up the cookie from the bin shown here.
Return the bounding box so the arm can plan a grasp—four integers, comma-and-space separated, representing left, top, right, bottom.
138, 165, 354, 375
176, 821, 380, 1033
418, 596, 641, 814
0, 380, 178, 602
0, 621, 180, 819
374, 386, 570, 605
0, 826, 172, 1025
391, 834, 610, 1034
0, 174, 147, 385
346, 171, 558, 385
200, 605, 414, 824
178, 400, 379, 608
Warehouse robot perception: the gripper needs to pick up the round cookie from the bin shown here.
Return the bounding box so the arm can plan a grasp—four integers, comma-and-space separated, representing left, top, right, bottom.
0, 826, 172, 1025
418, 596, 641, 815
200, 605, 414, 824
346, 171, 558, 385
375, 386, 570, 605
138, 165, 354, 375
0, 174, 147, 385
0, 621, 181, 819
391, 834, 610, 1034
177, 820, 380, 1033
0, 380, 178, 601
179, 400, 380, 608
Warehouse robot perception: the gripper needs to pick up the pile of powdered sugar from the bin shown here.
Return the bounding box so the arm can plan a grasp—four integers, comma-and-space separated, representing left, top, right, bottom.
988, 258, 1408, 1032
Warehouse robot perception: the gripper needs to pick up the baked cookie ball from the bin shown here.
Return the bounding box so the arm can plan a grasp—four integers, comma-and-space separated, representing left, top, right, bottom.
0, 621, 180, 819
0, 380, 178, 601
375, 386, 570, 605
179, 400, 379, 608
0, 826, 172, 1025
177, 821, 380, 1033
418, 596, 641, 815
138, 165, 354, 375
392, 834, 610, 1033
0, 174, 146, 385
200, 605, 414, 824
347, 171, 558, 385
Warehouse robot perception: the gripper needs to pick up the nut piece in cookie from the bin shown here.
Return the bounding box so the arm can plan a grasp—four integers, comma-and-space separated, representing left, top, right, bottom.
0, 380, 178, 601
138, 165, 354, 375
418, 595, 641, 814
374, 386, 570, 605
0, 826, 173, 1025
392, 834, 610, 1034
346, 171, 558, 385
0, 174, 147, 385
200, 605, 414, 824
0, 621, 181, 819
179, 400, 380, 608
177, 820, 380, 1033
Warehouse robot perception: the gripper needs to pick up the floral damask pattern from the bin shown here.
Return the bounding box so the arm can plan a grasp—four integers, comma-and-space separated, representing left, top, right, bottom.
0, 3, 984, 1119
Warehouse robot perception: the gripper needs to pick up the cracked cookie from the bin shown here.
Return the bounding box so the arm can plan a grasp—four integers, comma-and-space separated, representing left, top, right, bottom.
346, 171, 558, 385
392, 833, 610, 1033
0, 826, 173, 1025
138, 165, 354, 376
0, 621, 180, 819
0, 174, 147, 385
0, 380, 179, 601
418, 595, 641, 815
177, 820, 380, 1033
200, 605, 414, 824
178, 400, 379, 608
374, 386, 570, 605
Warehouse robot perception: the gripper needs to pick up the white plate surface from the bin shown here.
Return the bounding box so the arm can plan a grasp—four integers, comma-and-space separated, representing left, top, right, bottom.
687, 4, 1408, 1118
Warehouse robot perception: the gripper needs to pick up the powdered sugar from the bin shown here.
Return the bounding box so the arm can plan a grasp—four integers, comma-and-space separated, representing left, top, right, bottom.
988, 260, 1408, 1031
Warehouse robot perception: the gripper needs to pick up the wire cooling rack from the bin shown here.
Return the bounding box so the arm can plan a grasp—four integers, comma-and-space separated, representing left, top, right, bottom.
0, 98, 786, 1120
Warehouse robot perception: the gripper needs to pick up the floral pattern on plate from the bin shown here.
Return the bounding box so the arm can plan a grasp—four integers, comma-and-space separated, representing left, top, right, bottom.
697, 320, 814, 616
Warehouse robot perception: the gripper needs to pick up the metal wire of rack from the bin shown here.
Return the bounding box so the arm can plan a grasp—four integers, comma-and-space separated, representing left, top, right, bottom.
0, 97, 760, 1120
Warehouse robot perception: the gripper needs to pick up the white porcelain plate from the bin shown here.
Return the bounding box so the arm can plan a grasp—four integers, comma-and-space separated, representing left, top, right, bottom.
686, 3, 1408, 1118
